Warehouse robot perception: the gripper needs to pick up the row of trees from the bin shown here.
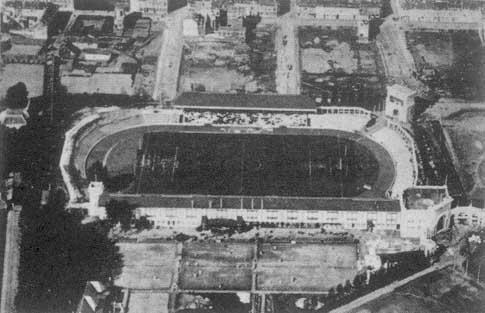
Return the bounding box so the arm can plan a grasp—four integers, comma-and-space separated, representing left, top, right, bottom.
305, 250, 437, 312
3, 90, 125, 313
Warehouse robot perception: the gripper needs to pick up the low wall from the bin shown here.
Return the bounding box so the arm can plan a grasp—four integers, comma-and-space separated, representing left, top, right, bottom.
60, 114, 101, 204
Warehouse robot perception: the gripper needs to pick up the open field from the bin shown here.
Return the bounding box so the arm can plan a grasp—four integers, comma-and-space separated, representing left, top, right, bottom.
115, 242, 177, 290
179, 242, 253, 290
113, 240, 360, 293
179, 265, 252, 290
256, 267, 358, 292
0, 64, 44, 99
181, 25, 276, 93
259, 243, 357, 267
299, 26, 385, 110
84, 121, 395, 198
256, 243, 358, 292
134, 131, 383, 197
182, 242, 254, 261
406, 31, 485, 100
127, 291, 169, 313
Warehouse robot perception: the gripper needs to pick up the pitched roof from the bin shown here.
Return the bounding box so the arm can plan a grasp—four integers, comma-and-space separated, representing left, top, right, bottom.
174, 92, 317, 111
101, 193, 401, 212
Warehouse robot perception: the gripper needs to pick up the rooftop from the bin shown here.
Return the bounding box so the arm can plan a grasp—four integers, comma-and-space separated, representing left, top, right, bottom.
403, 187, 449, 210
101, 194, 401, 211
2, 44, 42, 56
174, 92, 317, 111
388, 84, 416, 98
399, 0, 485, 11
297, 0, 382, 8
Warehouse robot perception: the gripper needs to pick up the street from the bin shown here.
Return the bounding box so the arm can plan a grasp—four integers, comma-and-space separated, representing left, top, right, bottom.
275, 15, 301, 95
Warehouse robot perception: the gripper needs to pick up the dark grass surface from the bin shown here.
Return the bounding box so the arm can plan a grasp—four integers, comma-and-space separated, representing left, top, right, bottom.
134, 132, 380, 197
86, 125, 396, 199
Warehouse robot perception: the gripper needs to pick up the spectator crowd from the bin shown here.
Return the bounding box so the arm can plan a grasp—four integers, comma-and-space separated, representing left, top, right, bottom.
183, 110, 310, 128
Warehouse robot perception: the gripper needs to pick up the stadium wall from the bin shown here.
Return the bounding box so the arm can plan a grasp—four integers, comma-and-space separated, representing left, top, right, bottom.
135, 205, 400, 230
60, 106, 431, 237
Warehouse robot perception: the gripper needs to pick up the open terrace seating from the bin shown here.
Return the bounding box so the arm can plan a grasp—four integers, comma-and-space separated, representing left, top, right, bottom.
182, 111, 310, 128
370, 125, 416, 198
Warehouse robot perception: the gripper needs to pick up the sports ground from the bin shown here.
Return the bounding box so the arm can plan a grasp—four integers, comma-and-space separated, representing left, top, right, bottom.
85, 124, 395, 199
115, 241, 358, 293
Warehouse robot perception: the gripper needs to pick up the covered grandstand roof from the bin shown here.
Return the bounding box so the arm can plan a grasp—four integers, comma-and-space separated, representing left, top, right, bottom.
101, 194, 401, 211
173, 92, 317, 112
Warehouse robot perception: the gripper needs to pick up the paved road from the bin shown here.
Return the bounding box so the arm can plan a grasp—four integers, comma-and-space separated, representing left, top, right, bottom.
276, 16, 301, 95
0, 210, 21, 313
153, 9, 185, 102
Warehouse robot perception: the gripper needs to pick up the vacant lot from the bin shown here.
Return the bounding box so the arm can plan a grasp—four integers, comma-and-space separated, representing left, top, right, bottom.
181, 25, 276, 93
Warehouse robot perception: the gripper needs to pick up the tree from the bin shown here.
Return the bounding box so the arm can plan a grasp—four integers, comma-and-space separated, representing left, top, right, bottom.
326, 287, 336, 305
134, 215, 152, 231
5, 82, 29, 109
336, 283, 345, 299
344, 280, 352, 294
105, 199, 135, 230
16, 189, 123, 313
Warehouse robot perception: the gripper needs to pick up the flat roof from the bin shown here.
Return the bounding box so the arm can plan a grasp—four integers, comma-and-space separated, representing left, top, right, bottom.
102, 194, 401, 212
297, 0, 382, 8
174, 92, 317, 111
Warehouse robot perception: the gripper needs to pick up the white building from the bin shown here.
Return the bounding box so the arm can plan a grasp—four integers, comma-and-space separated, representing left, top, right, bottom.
227, 0, 277, 20
391, 0, 483, 25
296, 0, 381, 20
357, 16, 369, 43
129, 0, 168, 22
81, 49, 112, 62
385, 84, 416, 123
400, 186, 453, 240
88, 184, 454, 241
0, 108, 29, 129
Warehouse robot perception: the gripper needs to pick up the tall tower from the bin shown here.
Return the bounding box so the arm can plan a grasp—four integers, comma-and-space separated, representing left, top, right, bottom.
88, 181, 106, 218
385, 84, 416, 123
357, 16, 369, 43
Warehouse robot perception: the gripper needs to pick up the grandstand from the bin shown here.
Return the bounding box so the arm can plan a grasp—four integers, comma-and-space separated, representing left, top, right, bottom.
59, 91, 459, 239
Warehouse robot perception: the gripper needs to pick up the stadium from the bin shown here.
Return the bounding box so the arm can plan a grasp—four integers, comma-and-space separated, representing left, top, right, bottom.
61, 92, 454, 240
